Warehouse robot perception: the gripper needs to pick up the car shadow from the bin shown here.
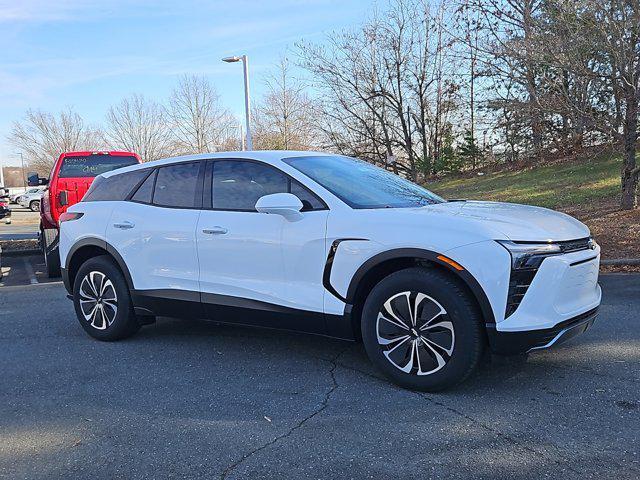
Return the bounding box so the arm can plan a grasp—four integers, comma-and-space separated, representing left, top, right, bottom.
131, 315, 607, 396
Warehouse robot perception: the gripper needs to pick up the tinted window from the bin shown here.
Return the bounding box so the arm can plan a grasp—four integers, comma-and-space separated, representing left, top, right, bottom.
212, 161, 289, 211
83, 170, 149, 202
153, 162, 200, 208
131, 170, 156, 203
59, 154, 138, 178
284, 155, 444, 209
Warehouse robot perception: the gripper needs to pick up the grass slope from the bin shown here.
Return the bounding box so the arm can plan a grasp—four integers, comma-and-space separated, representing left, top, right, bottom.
428, 153, 620, 209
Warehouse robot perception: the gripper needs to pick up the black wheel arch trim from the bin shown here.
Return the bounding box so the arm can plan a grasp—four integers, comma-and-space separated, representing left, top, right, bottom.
345, 248, 496, 326
64, 237, 135, 293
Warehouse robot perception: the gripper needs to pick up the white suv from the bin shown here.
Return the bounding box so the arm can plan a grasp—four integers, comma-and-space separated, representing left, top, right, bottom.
59, 151, 601, 391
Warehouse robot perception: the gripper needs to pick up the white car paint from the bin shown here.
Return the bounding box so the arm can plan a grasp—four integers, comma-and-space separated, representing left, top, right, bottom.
59, 150, 601, 345
18, 189, 44, 209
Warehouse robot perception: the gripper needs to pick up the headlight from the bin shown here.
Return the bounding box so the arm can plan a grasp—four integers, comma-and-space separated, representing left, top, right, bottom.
497, 240, 562, 270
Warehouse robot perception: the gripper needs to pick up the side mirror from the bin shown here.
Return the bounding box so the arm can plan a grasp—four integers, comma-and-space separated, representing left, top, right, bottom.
27, 172, 48, 186
59, 190, 68, 206
27, 172, 39, 187
255, 193, 303, 221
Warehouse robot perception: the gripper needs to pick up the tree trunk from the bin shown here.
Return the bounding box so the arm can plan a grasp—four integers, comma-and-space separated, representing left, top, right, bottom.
621, 93, 638, 210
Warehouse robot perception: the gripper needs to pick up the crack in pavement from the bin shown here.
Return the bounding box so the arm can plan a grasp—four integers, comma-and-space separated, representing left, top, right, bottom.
415, 392, 588, 476
219, 347, 348, 480
331, 359, 610, 477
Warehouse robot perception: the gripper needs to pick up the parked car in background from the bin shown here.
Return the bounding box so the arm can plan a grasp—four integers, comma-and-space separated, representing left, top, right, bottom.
17, 189, 44, 212
10, 187, 45, 204
0, 199, 11, 223
59, 151, 601, 392
30, 151, 141, 277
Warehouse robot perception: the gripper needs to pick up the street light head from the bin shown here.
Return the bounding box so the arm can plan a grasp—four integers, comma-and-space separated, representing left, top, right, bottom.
222, 56, 241, 63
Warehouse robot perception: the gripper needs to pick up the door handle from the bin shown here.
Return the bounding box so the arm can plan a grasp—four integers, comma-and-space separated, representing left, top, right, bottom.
202, 226, 228, 235
113, 221, 135, 229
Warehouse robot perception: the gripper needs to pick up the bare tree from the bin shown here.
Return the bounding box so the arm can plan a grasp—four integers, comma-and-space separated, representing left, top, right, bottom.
253, 57, 316, 150
299, 0, 462, 179
298, 17, 398, 169
8, 108, 102, 173
105, 94, 174, 162
467, 0, 545, 158
167, 75, 236, 154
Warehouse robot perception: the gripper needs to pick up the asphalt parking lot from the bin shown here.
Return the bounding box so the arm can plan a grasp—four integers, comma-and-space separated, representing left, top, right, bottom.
0, 262, 638, 479
0, 206, 39, 241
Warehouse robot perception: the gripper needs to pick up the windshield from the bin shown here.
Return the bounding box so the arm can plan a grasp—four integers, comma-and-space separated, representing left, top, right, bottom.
59, 154, 138, 178
283, 155, 444, 209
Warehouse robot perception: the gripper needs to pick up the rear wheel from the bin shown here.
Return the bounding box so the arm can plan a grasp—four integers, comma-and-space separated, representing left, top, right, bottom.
41, 228, 61, 278
29, 200, 40, 212
73, 255, 140, 341
361, 267, 484, 391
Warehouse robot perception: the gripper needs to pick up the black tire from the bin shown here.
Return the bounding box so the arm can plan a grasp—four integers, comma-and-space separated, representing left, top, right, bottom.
361, 267, 484, 392
29, 200, 40, 212
73, 255, 140, 341
42, 229, 61, 278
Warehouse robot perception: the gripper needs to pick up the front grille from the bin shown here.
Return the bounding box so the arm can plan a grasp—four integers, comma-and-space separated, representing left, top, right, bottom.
557, 237, 592, 253
505, 269, 537, 318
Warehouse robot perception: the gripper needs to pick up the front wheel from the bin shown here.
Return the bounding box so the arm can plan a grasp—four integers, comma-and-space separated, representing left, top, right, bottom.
29, 200, 40, 212
361, 267, 484, 392
73, 256, 140, 341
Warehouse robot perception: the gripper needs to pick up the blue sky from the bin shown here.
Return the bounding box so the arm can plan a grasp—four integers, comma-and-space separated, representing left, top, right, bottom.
0, 0, 372, 165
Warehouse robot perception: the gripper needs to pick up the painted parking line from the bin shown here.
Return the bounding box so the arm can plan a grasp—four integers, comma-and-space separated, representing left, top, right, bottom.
0, 255, 63, 287
22, 257, 38, 284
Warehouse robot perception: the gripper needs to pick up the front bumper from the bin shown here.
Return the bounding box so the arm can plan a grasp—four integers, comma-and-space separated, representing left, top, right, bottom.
484, 243, 601, 355
487, 307, 598, 354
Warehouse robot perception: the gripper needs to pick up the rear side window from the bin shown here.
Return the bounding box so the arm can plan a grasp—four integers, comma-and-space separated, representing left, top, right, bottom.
83, 170, 150, 202
153, 162, 201, 208
131, 170, 156, 204
59, 154, 138, 178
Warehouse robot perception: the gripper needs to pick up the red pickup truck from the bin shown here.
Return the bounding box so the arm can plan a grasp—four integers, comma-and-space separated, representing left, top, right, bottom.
31, 151, 141, 277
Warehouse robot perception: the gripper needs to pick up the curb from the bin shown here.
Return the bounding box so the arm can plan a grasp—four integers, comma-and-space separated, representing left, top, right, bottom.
1, 249, 41, 257
601, 258, 640, 266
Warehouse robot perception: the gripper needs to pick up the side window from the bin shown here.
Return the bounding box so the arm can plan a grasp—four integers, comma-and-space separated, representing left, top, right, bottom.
212, 160, 288, 211
153, 162, 201, 208
83, 169, 149, 202
130, 170, 156, 204
290, 180, 325, 211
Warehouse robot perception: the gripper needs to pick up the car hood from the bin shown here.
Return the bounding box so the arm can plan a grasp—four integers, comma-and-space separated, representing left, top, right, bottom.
423, 200, 590, 241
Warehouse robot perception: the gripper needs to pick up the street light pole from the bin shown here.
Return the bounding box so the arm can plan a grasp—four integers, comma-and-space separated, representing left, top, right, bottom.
240, 55, 253, 151
222, 55, 253, 150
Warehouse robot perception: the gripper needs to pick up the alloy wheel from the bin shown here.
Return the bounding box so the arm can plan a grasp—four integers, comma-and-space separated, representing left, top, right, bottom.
376, 291, 455, 375
78, 271, 118, 330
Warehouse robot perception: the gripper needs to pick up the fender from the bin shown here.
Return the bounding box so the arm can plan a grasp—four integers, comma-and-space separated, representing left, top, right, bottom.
344, 247, 496, 326
63, 237, 135, 293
